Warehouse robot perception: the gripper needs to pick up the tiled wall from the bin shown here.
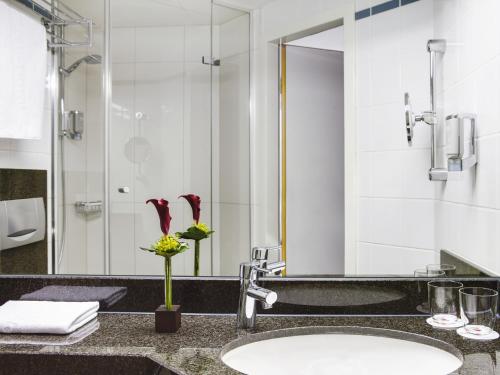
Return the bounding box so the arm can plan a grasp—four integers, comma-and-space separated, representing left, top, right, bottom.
356, 0, 437, 275
254, 0, 500, 276
434, 0, 500, 275
356, 0, 500, 275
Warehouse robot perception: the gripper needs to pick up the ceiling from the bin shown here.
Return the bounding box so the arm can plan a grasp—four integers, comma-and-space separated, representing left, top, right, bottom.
215, 0, 276, 11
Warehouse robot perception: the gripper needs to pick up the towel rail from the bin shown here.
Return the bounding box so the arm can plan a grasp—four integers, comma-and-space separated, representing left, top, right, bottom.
14, 0, 93, 48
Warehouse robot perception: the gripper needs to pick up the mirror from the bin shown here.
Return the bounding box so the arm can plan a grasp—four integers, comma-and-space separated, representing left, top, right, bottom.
0, 0, 497, 279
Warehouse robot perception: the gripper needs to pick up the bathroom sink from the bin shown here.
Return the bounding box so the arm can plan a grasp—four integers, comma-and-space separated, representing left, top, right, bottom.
0, 353, 170, 375
221, 326, 463, 375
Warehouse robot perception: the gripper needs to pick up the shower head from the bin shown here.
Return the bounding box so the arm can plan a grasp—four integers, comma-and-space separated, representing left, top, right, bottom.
60, 54, 102, 76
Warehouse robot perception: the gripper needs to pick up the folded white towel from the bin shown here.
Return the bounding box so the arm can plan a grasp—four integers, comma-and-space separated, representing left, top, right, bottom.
0, 301, 99, 335
0, 1, 47, 139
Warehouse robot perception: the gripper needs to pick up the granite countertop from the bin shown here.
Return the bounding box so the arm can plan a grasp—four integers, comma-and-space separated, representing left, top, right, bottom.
0, 313, 499, 374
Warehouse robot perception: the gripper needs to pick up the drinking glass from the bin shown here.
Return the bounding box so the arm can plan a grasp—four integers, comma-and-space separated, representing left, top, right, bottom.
428, 280, 463, 325
459, 287, 498, 336
426, 264, 456, 277
414, 269, 445, 313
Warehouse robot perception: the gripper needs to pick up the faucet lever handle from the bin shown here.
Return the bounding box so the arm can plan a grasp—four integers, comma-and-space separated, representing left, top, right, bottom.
256, 261, 286, 275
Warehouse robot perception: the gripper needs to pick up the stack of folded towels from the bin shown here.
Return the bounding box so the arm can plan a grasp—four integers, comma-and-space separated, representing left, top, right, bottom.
0, 286, 127, 335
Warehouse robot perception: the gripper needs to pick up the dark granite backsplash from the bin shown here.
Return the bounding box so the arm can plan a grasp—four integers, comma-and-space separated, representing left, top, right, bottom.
0, 275, 497, 315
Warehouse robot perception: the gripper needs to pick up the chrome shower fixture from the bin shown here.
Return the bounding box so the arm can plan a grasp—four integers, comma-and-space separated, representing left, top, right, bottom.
60, 54, 102, 76
405, 39, 478, 180
404, 39, 448, 181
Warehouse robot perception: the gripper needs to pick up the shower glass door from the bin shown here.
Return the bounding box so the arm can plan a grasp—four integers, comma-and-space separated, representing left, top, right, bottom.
109, 0, 213, 276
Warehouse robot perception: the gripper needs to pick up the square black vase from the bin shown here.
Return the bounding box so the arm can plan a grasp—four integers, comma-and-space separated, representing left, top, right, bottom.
155, 305, 181, 333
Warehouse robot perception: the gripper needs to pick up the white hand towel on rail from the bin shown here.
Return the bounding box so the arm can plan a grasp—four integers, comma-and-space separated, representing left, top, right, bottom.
0, 301, 99, 335
0, 0, 47, 139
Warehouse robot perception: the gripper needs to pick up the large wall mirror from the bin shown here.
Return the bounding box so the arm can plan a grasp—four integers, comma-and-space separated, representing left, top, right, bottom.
1, 0, 497, 278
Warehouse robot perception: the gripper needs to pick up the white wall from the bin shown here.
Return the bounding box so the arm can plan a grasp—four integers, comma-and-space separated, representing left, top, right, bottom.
434, 0, 500, 275
285, 46, 344, 275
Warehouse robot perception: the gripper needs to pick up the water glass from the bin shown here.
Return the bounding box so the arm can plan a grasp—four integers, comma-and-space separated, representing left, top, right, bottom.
426, 264, 456, 277
414, 269, 445, 313
414, 269, 445, 295
459, 287, 498, 336
428, 280, 463, 325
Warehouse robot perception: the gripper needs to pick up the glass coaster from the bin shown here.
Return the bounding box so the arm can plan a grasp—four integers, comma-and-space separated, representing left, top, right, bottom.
456, 327, 499, 341
426, 317, 464, 329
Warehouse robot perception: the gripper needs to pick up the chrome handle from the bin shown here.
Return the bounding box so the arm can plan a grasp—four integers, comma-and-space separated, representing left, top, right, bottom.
255, 261, 286, 275
404, 93, 416, 146
201, 56, 220, 66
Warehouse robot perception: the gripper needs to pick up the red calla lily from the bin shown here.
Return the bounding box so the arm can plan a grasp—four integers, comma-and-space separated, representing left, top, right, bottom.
179, 194, 201, 224
146, 198, 172, 235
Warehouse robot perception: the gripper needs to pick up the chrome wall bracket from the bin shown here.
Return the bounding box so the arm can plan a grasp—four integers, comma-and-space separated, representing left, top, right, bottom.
16, 0, 94, 48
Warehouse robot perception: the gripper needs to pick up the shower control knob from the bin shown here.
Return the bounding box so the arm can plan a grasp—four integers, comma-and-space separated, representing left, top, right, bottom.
118, 187, 130, 193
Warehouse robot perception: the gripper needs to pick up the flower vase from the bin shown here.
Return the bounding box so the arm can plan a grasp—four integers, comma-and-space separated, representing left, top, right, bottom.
155, 256, 181, 333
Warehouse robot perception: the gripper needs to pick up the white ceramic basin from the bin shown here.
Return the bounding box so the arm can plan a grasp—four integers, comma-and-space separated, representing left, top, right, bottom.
221, 327, 462, 375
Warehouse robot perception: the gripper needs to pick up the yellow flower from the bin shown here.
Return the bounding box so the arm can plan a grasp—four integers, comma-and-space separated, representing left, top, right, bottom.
152, 235, 188, 257
194, 222, 211, 235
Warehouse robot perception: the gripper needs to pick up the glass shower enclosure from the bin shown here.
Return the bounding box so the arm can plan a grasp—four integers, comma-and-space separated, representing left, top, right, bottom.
54, 0, 250, 276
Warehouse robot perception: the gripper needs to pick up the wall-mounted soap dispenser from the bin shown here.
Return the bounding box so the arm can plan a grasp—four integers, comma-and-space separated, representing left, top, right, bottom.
62, 110, 84, 140
0, 198, 46, 251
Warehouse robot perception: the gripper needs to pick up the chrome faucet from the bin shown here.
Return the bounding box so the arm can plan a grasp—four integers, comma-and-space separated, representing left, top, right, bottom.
237, 247, 285, 331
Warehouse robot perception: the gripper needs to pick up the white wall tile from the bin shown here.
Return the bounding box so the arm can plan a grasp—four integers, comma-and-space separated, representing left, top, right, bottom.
220, 14, 250, 59
109, 202, 135, 275
111, 28, 135, 63
185, 25, 211, 63
219, 203, 250, 275
358, 242, 436, 275
135, 27, 184, 63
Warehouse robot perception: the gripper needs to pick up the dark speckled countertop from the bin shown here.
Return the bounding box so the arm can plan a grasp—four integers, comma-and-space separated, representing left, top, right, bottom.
0, 313, 499, 374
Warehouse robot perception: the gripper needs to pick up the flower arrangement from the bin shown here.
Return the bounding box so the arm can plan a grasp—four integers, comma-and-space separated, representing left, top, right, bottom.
142, 199, 188, 312
177, 194, 214, 276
